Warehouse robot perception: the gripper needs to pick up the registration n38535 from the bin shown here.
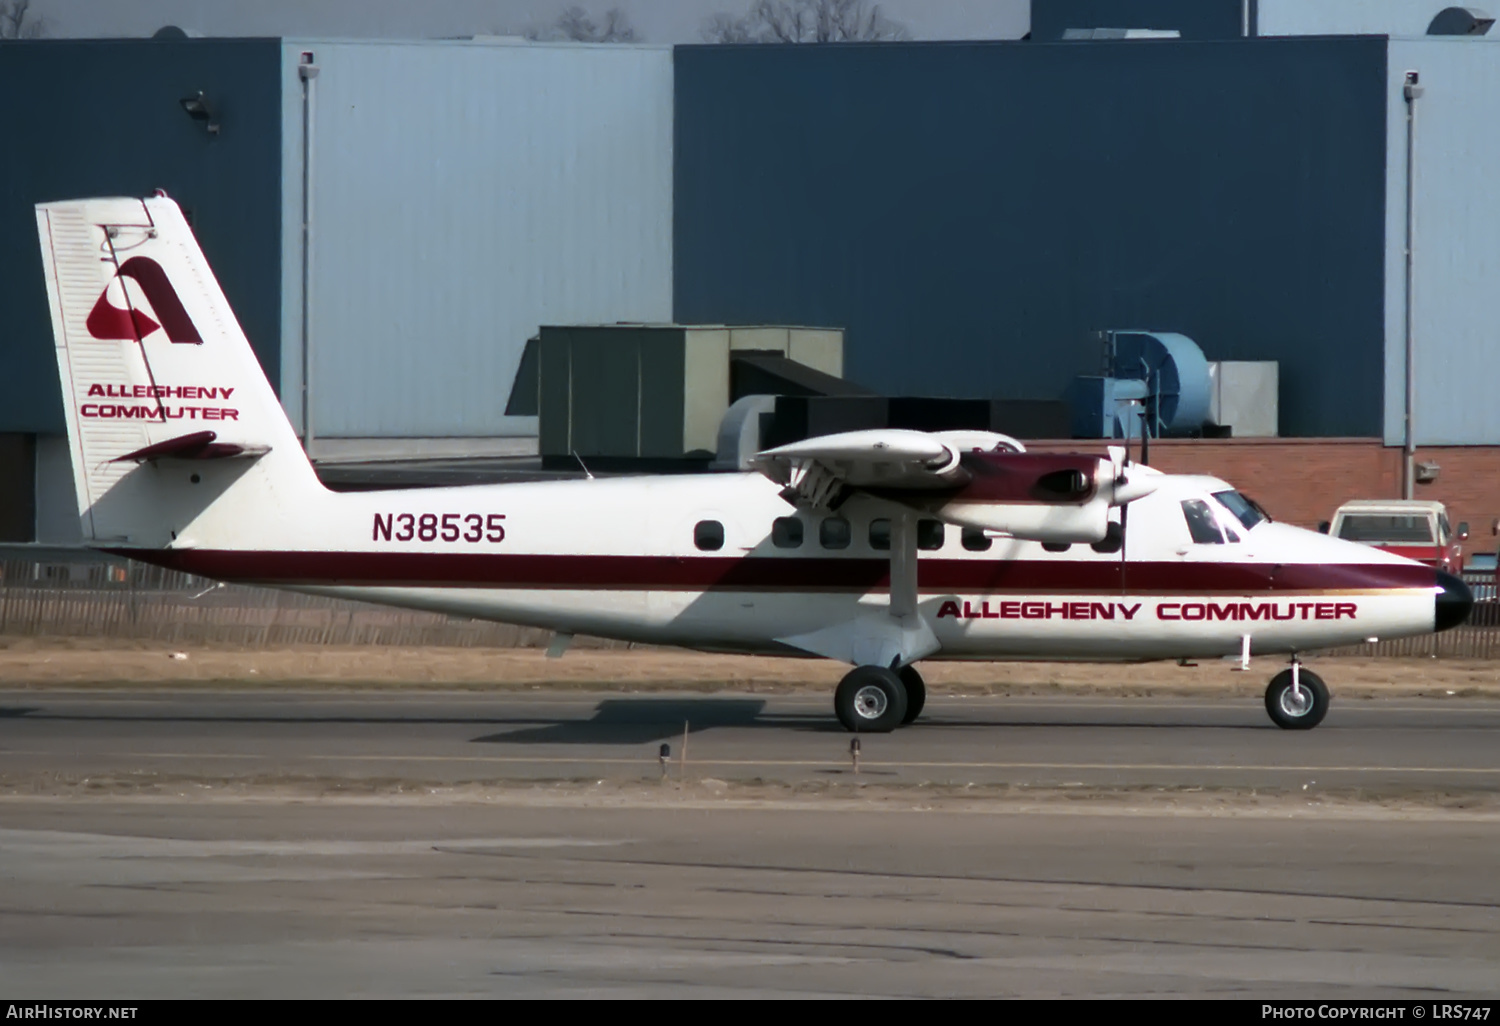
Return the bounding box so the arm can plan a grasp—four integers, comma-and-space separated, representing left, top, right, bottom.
372, 513, 505, 543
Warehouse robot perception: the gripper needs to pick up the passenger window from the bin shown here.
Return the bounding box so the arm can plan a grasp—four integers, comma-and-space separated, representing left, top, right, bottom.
961, 527, 992, 552
1181, 499, 1225, 544
869, 518, 891, 551
918, 519, 945, 550
771, 517, 803, 549
1091, 522, 1122, 554
694, 520, 724, 551
820, 517, 851, 550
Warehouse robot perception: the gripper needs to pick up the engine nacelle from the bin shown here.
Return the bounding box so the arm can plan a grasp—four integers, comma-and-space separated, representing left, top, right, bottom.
928, 452, 1155, 544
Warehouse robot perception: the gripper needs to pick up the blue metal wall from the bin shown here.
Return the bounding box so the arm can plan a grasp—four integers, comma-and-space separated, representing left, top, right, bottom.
0, 39, 283, 434
674, 37, 1389, 437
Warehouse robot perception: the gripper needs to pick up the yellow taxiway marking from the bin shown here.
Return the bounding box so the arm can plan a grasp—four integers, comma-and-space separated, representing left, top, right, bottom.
8, 751, 1499, 774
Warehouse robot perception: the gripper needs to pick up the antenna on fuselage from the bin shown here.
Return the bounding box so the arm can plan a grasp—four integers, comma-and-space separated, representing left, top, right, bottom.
571, 449, 595, 480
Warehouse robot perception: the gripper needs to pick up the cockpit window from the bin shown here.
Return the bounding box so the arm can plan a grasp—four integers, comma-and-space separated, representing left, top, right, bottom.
1213, 490, 1268, 530
1181, 499, 1226, 544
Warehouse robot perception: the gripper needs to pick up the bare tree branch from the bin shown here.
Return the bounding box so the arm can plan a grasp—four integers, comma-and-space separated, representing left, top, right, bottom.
700, 12, 757, 44
1, 0, 48, 39
702, 0, 909, 44
528, 5, 640, 43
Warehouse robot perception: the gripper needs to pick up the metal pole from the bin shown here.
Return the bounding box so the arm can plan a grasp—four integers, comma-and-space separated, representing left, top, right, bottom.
1402, 71, 1422, 500
299, 53, 320, 456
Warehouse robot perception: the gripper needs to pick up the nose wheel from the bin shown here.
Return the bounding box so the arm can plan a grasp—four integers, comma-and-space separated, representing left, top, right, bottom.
1265, 664, 1329, 730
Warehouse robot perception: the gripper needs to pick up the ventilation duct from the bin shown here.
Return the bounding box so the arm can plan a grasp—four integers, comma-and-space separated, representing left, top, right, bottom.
1427, 7, 1495, 34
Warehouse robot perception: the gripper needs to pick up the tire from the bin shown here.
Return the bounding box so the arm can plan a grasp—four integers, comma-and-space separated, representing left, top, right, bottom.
835, 665, 908, 733
897, 664, 926, 725
1265, 668, 1329, 730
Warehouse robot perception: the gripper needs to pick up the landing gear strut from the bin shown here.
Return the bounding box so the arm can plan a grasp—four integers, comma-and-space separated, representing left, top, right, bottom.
1264, 658, 1329, 730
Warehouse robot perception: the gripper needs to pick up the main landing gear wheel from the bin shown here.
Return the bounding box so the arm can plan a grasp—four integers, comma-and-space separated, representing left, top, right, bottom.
835, 665, 908, 733
897, 665, 926, 724
1265, 668, 1329, 730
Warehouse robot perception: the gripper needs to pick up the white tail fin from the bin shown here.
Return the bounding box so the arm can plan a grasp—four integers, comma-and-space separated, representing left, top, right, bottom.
37, 194, 322, 548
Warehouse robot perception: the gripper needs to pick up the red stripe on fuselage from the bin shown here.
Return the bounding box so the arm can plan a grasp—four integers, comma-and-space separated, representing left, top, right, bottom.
1366, 544, 1444, 565
102, 549, 1438, 594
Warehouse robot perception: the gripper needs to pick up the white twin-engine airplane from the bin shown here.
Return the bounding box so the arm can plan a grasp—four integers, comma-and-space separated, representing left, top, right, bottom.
37, 195, 1472, 732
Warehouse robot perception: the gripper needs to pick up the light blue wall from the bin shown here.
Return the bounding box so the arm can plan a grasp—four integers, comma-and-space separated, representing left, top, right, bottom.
1384, 38, 1500, 445
1259, 0, 1460, 37
279, 39, 674, 438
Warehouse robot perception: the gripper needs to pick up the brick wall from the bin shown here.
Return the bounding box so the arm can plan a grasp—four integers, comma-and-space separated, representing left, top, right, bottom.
1027, 438, 1500, 558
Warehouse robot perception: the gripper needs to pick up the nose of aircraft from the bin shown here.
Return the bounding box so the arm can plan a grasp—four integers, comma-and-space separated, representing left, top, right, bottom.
1435, 570, 1474, 632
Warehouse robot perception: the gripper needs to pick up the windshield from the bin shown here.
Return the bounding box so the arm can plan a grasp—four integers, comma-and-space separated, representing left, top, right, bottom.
1337, 514, 1434, 544
1213, 490, 1268, 530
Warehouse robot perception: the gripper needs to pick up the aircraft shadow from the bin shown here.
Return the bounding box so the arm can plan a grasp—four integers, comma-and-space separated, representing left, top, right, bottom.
471, 697, 830, 745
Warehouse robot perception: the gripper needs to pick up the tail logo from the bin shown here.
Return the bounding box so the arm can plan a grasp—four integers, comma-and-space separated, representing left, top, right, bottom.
86, 257, 202, 344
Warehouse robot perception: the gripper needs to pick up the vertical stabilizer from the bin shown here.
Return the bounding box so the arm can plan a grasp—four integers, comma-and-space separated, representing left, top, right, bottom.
37, 195, 322, 547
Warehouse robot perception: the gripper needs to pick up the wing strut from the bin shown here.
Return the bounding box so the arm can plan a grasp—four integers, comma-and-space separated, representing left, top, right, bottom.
776, 509, 939, 669
890, 513, 918, 620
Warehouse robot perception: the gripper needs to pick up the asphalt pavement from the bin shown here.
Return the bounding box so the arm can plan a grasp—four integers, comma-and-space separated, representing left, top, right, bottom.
3, 688, 1499, 998
2, 689, 1499, 794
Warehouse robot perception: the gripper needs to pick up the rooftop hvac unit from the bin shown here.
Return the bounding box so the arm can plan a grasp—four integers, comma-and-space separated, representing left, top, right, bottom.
1069, 330, 1211, 438
1208, 361, 1279, 437
1428, 7, 1495, 35
526, 325, 844, 469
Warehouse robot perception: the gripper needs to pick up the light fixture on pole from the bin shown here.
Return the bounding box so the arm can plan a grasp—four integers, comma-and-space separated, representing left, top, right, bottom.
1401, 70, 1422, 499
179, 91, 219, 135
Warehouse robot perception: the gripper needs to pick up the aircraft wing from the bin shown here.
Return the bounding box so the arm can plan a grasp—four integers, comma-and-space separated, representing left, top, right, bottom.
751, 429, 1158, 544
749, 429, 976, 492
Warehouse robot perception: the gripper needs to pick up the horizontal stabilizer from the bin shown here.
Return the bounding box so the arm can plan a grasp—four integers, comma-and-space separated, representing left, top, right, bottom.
111, 430, 270, 463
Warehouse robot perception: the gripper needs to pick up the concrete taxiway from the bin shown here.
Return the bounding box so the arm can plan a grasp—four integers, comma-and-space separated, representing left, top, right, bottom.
2, 688, 1498, 997
2, 799, 1499, 998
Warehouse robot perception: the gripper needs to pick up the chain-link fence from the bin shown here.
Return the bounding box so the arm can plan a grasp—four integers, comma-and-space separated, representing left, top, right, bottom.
0, 555, 578, 648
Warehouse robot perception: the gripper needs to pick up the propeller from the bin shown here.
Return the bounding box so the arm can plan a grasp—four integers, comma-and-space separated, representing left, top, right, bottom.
1107, 443, 1131, 590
